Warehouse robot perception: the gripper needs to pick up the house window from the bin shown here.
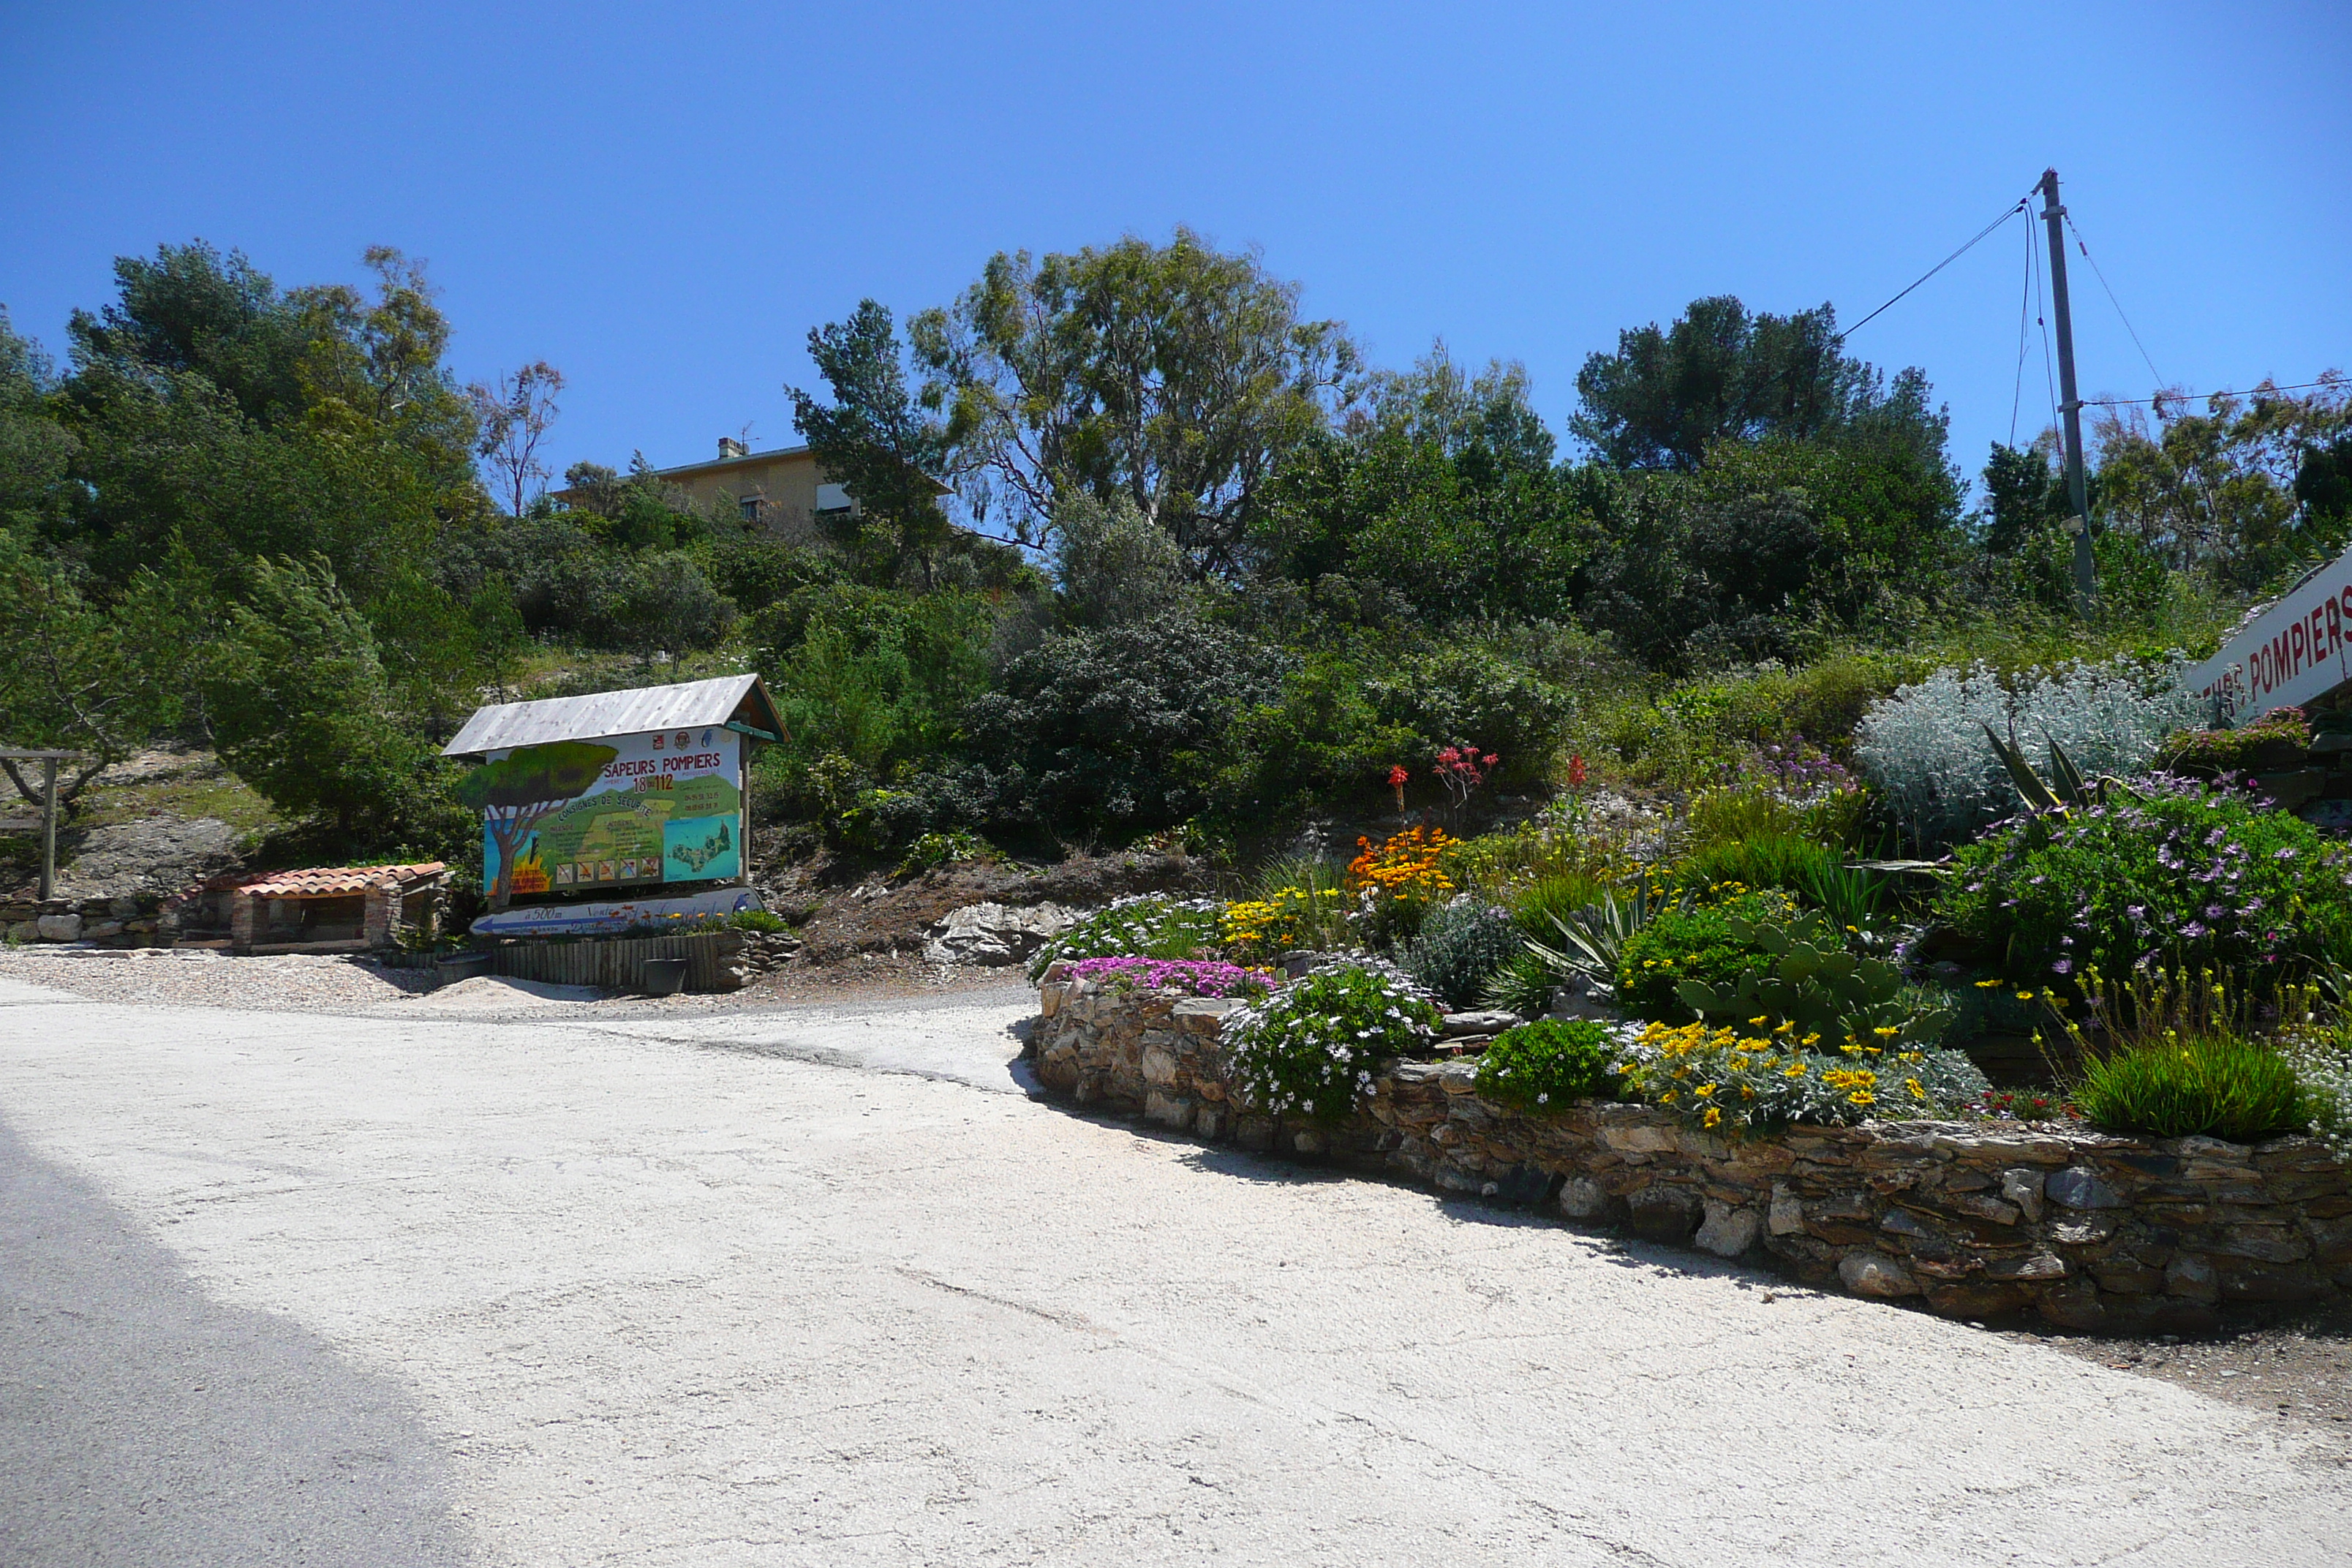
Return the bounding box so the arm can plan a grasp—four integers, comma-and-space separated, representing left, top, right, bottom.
739, 496, 763, 524
814, 483, 853, 515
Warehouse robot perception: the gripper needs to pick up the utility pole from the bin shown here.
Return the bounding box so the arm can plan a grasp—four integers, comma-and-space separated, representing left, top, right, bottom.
2039, 167, 2097, 611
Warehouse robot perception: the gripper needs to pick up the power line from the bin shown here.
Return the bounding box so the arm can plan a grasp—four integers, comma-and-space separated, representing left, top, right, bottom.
2032, 215, 2062, 443
2064, 214, 2166, 390
2081, 379, 2341, 407
1837, 193, 2036, 344
2008, 213, 2035, 448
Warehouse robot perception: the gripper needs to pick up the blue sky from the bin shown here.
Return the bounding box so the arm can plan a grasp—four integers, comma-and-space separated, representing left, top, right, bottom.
4, 1, 2346, 502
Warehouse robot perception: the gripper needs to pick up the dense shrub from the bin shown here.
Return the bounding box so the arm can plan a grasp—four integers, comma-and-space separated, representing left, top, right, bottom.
1937, 779, 2352, 984
1404, 896, 1522, 1009
1224, 965, 1442, 1124
1474, 1019, 1620, 1109
1854, 656, 2209, 848
758, 584, 1000, 793
1026, 896, 1223, 981
958, 615, 1282, 837
1365, 642, 1574, 783
1613, 891, 1793, 1021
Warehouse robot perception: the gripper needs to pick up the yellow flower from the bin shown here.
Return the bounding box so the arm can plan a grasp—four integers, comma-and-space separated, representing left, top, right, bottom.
2016, 991, 2035, 1001
1872, 1026, 1898, 1037
1782, 1063, 1809, 1078
1659, 1090, 1679, 1104
1975, 979, 2002, 989
1847, 1090, 1876, 1106
1749, 1015, 1769, 1026
1906, 1077, 1926, 1100
1703, 1107, 1723, 1128
1696, 1083, 1717, 1098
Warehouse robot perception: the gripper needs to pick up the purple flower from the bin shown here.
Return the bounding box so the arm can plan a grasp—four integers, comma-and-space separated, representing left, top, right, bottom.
2182, 921, 2208, 939
2204, 904, 2225, 921
2052, 958, 2072, 974
2275, 846, 2299, 860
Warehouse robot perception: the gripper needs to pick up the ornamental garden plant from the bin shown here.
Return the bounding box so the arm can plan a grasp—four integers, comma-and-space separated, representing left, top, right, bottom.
1033, 641, 2352, 1159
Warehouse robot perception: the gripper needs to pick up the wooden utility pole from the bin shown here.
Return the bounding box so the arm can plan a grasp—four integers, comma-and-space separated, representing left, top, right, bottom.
2038, 167, 2098, 611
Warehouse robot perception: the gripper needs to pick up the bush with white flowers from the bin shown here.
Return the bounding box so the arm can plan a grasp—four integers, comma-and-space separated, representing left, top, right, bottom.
1026, 894, 1224, 981
1224, 964, 1441, 1125
1854, 655, 2209, 848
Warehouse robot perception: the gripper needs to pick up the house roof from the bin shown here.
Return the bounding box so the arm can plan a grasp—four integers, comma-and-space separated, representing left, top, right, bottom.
441, 674, 785, 756
238, 862, 446, 900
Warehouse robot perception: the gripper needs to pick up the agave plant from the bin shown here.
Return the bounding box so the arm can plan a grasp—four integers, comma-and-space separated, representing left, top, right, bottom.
1518, 882, 1690, 1004
1982, 723, 2140, 817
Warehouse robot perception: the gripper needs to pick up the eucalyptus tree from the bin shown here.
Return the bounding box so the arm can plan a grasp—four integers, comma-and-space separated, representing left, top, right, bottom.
909, 227, 1360, 576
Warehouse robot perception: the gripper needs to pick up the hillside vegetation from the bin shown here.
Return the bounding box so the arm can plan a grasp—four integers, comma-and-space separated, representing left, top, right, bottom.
3, 232, 2348, 904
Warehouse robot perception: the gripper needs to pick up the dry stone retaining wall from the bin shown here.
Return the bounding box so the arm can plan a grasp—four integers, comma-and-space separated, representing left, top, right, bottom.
1, 894, 170, 946
1032, 967, 2352, 1333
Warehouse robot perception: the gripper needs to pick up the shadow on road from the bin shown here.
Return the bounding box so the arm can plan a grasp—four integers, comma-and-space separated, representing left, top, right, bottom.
0, 1117, 478, 1567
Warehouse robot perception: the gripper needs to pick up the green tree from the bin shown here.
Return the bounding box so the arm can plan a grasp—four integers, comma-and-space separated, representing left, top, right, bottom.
0, 311, 78, 545
787, 300, 955, 586
200, 557, 456, 847
1571, 295, 1935, 474
2089, 379, 2351, 587
1978, 438, 2069, 555
911, 227, 1360, 574
0, 534, 200, 812
1253, 348, 1580, 626
57, 243, 486, 608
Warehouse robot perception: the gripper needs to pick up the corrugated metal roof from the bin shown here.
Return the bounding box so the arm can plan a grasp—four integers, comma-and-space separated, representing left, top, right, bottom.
442, 674, 785, 756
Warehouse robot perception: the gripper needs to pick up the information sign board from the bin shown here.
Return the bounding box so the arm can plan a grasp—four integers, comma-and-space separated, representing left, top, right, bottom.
459, 726, 743, 904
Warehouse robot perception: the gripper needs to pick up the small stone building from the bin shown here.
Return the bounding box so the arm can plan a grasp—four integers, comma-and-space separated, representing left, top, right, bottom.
226, 862, 446, 954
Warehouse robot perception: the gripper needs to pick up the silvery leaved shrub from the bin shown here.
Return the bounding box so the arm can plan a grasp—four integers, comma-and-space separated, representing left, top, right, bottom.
1854, 656, 2211, 848
1404, 895, 1523, 1009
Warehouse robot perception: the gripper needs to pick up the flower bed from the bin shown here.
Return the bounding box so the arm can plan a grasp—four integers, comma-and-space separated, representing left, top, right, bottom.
1066, 955, 1273, 998
1031, 964, 2352, 1333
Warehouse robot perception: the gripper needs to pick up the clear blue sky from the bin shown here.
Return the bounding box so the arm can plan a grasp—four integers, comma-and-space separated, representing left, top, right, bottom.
4, 1, 2346, 501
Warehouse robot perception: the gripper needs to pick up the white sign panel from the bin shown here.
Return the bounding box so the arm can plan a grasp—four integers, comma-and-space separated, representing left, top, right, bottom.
2187, 543, 2352, 725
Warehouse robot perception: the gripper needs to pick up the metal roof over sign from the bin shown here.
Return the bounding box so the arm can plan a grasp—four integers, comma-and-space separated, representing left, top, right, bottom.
441, 674, 785, 756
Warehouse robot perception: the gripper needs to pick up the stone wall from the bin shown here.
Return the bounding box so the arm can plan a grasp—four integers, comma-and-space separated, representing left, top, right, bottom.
1033, 967, 2352, 1334
1, 894, 170, 946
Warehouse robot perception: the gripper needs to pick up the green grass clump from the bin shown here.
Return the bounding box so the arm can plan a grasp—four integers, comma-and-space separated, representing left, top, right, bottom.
1507, 871, 1612, 935
1474, 1018, 1621, 1110
2072, 1035, 2304, 1140
1674, 834, 1838, 900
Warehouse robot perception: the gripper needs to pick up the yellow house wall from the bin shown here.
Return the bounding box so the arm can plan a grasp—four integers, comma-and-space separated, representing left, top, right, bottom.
660, 448, 838, 543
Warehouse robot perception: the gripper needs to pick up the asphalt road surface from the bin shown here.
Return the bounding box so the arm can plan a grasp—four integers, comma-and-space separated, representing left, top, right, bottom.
3, 969, 2349, 1566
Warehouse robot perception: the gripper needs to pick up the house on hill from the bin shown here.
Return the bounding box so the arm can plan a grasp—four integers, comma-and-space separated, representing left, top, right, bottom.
603, 438, 951, 544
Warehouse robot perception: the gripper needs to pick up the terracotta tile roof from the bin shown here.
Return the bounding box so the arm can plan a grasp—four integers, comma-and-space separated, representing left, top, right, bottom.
236, 862, 446, 900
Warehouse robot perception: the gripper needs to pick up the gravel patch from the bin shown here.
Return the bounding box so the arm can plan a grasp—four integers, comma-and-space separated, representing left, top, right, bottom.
0, 947, 434, 1011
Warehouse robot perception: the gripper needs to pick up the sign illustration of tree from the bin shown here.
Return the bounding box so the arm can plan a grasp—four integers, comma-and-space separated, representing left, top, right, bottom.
454, 740, 619, 904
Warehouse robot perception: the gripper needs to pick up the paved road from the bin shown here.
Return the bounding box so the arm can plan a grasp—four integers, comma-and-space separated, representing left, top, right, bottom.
3, 970, 2348, 1566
